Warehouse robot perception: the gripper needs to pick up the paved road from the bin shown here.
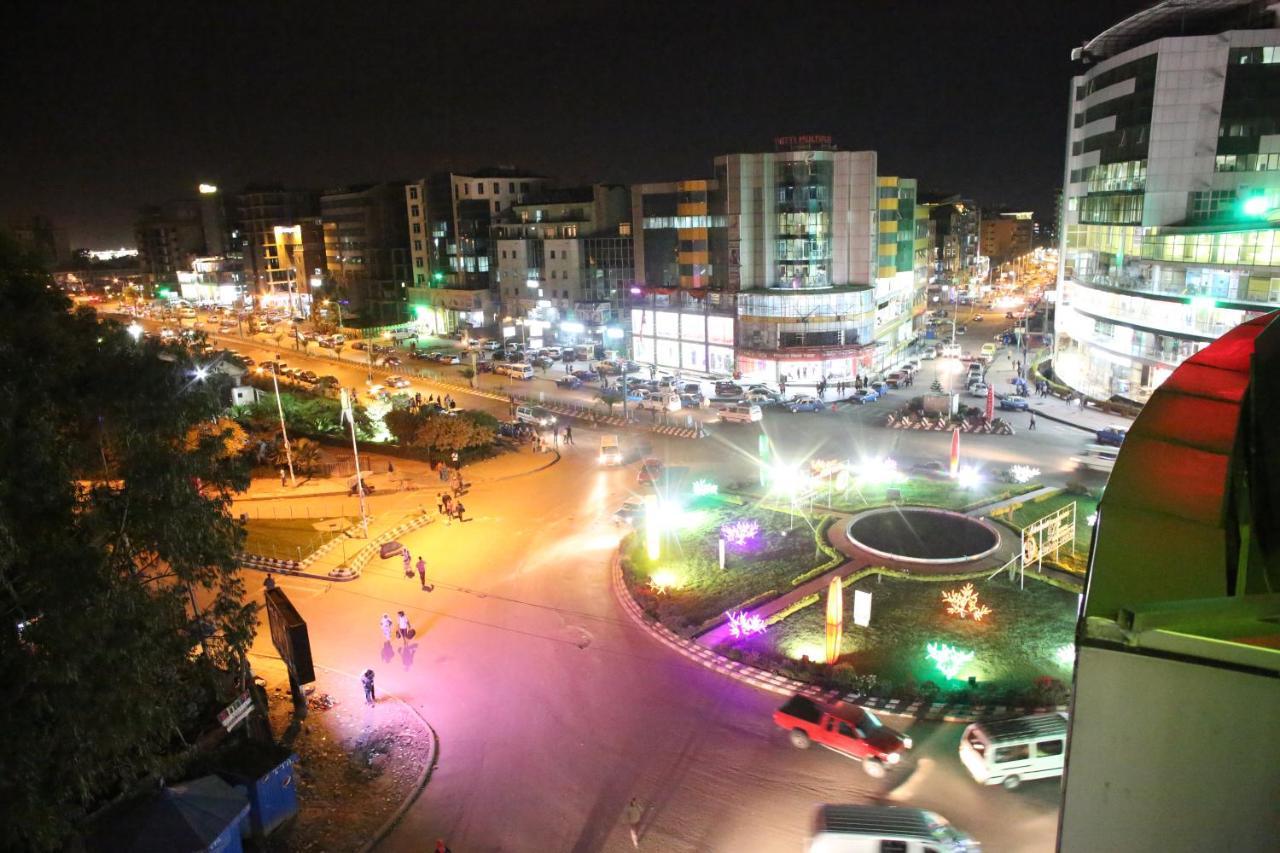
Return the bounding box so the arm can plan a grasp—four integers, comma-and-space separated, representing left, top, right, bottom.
230, 437, 1063, 852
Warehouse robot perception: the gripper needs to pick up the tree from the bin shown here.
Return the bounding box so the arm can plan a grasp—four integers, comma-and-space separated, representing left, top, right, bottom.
412, 413, 494, 458
0, 237, 257, 849
290, 437, 323, 475
596, 388, 624, 415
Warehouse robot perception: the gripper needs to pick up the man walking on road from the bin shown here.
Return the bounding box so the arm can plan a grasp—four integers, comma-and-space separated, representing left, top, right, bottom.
564, 425, 573, 445
362, 669, 376, 705
454, 501, 466, 522
416, 556, 430, 590
625, 797, 644, 848
380, 613, 393, 643
1029, 412, 1037, 431
402, 548, 413, 579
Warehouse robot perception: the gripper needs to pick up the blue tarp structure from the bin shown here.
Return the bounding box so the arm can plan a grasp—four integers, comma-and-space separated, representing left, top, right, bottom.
87, 775, 249, 853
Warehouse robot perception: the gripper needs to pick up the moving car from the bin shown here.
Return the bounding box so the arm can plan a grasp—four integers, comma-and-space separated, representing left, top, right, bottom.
714, 381, 745, 400
635, 390, 681, 412
921, 346, 939, 360
637, 457, 664, 484
998, 395, 1030, 411
572, 369, 600, 382
968, 382, 989, 397
885, 371, 909, 389
785, 395, 827, 413
515, 405, 557, 427
848, 388, 879, 404
384, 375, 411, 389
959, 712, 1068, 790
773, 694, 912, 778
719, 403, 762, 424
1094, 427, 1127, 447
598, 434, 623, 466
745, 389, 778, 405
805, 805, 978, 853
613, 496, 645, 525
972, 314, 985, 322
910, 461, 948, 480
555, 375, 583, 390
1073, 443, 1119, 473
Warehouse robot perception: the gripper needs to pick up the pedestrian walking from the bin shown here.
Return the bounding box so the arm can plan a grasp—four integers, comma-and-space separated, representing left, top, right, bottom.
279, 468, 287, 487
564, 425, 574, 445
264, 573, 277, 591
453, 501, 466, 522
625, 797, 644, 848
1029, 412, 1037, 431
417, 556, 432, 591
397, 610, 412, 642
437, 492, 452, 525
362, 669, 376, 705
380, 613, 393, 642
388, 460, 395, 473
402, 549, 413, 579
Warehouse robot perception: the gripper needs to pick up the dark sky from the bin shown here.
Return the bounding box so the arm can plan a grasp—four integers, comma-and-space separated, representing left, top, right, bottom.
4, 0, 1151, 247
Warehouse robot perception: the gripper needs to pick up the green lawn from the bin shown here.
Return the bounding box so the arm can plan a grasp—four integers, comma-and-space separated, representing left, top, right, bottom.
1006, 492, 1099, 556
751, 574, 1078, 692
622, 497, 835, 632
810, 476, 1040, 513
242, 517, 353, 560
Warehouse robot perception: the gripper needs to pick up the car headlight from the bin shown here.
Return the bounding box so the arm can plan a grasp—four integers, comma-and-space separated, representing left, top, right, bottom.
903, 737, 913, 750
887, 752, 901, 764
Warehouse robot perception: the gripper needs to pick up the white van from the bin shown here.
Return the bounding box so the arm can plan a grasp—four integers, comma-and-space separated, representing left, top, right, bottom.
388, 328, 417, 342
806, 804, 978, 852
941, 343, 962, 359
598, 434, 622, 466
515, 405, 557, 427
979, 342, 998, 361
498, 362, 534, 380
959, 712, 1068, 789
719, 403, 762, 424
1073, 443, 1119, 473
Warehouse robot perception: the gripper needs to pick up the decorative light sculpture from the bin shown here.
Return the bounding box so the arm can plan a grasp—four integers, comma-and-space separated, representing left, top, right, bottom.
941, 583, 992, 621
726, 610, 767, 639
720, 518, 761, 547
691, 479, 718, 497
824, 577, 843, 664
926, 642, 975, 680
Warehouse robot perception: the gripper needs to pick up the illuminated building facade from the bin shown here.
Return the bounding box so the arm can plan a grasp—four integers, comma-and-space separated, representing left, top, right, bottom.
1056, 0, 1280, 403
320, 182, 411, 323
979, 211, 1034, 267
630, 140, 928, 381
237, 186, 320, 301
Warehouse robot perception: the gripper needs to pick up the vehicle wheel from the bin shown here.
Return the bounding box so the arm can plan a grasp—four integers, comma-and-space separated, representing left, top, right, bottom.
1001, 775, 1021, 790
789, 729, 811, 749
863, 758, 886, 779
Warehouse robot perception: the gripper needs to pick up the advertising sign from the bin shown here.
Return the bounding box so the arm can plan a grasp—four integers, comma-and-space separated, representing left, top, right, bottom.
265, 588, 315, 685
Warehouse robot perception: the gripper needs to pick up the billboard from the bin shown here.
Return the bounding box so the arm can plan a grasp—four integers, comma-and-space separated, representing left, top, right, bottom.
265, 587, 315, 684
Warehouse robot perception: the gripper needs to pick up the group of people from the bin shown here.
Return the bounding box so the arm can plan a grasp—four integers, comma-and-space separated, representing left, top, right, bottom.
437, 491, 467, 523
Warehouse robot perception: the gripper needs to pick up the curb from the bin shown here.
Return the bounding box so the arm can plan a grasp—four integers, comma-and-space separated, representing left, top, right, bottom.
241, 510, 436, 581
610, 552, 1068, 723
1029, 405, 1102, 434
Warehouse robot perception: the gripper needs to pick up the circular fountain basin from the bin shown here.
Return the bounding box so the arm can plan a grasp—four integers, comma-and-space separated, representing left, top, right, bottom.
845, 506, 1000, 565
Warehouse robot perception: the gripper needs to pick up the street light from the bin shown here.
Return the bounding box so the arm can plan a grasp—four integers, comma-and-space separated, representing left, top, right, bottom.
127, 322, 143, 341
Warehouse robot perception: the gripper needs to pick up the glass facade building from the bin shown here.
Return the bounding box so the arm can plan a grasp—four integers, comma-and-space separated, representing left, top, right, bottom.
1057, 0, 1280, 403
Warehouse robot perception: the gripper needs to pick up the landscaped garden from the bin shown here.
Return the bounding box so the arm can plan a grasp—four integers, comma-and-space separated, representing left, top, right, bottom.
1004, 489, 1100, 556
721, 572, 1078, 703
621, 494, 840, 634
809, 476, 1041, 514
242, 517, 354, 561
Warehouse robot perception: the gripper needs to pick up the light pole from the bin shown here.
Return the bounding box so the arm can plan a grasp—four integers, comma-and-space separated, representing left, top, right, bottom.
268, 364, 296, 487
340, 389, 369, 538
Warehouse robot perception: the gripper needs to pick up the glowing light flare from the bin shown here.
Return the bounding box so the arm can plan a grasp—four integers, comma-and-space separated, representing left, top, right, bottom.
649, 569, 680, 594
725, 610, 767, 639
1055, 644, 1076, 668
955, 466, 982, 490
691, 479, 718, 497
1086, 511, 1098, 527
926, 642, 975, 680
854, 456, 902, 486
126, 323, 143, 340
769, 464, 810, 496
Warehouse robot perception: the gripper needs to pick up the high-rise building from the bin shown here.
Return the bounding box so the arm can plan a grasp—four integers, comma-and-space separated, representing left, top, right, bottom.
491, 184, 631, 342
979, 210, 1035, 268
267, 220, 326, 317
237, 186, 321, 301
630, 138, 928, 382
134, 200, 205, 284
196, 183, 238, 258
320, 182, 411, 323
920, 194, 981, 285
1056, 0, 1280, 404
3, 215, 71, 269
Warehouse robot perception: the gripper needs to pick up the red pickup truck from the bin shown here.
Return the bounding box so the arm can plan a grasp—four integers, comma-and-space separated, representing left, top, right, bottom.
773, 694, 912, 778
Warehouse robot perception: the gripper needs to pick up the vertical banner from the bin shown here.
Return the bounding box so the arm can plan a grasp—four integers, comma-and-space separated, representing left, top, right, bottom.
949, 428, 960, 477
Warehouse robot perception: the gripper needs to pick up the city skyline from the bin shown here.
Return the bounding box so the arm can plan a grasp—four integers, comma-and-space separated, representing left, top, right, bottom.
5, 0, 1149, 246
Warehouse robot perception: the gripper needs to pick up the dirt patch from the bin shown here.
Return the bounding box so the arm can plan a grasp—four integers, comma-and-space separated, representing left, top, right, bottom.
254, 657, 433, 851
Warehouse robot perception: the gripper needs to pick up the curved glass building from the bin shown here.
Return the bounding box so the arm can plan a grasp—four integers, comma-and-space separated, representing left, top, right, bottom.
1056, 0, 1280, 403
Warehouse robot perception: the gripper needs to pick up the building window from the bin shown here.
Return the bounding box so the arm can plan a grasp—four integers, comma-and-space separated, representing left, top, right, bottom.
475, 182, 484, 195
414, 257, 424, 268
509, 182, 515, 193
492, 182, 499, 193
549, 250, 556, 259
520, 182, 530, 193
412, 222, 421, 234
494, 201, 500, 213
415, 273, 424, 283
409, 186, 419, 199
413, 240, 423, 251
464, 184, 469, 195
410, 204, 420, 217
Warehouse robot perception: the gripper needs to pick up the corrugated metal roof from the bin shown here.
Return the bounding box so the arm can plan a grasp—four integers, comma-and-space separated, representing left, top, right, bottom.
975, 712, 1070, 743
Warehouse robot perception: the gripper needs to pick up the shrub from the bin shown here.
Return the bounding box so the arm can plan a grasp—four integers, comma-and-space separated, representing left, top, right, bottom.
1064, 480, 1094, 497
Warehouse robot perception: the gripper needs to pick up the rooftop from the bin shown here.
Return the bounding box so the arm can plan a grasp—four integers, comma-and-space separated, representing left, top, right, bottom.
1078, 0, 1277, 64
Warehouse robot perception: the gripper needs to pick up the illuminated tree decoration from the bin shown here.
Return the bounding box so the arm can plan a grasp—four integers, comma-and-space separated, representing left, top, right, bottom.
1009, 464, 1041, 484
720, 518, 761, 547
824, 577, 843, 665
725, 610, 767, 639
941, 582, 992, 621
926, 642, 975, 680
649, 569, 679, 594
691, 479, 719, 497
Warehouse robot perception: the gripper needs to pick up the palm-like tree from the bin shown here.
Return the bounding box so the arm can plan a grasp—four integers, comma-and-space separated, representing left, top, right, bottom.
596, 388, 623, 415
291, 437, 323, 475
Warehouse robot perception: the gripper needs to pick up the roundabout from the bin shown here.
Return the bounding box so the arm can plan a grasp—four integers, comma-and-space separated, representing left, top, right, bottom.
845, 506, 1001, 564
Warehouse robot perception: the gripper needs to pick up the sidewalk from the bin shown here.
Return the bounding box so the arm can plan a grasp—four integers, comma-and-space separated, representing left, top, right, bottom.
984, 349, 1133, 435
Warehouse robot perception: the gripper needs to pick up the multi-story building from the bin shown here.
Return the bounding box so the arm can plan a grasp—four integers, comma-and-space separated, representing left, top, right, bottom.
979, 211, 1035, 268
196, 183, 239, 259
266, 219, 326, 317
404, 168, 549, 334
921, 194, 981, 285
320, 182, 411, 323
492, 184, 632, 344
134, 199, 206, 284
1056, 0, 1280, 403
4, 214, 71, 269
630, 138, 928, 382
237, 185, 320, 302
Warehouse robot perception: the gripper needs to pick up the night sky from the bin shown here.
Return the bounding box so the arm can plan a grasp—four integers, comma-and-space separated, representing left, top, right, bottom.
5, 0, 1152, 247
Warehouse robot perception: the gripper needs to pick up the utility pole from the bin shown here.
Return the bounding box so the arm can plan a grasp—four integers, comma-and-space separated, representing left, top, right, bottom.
340, 389, 369, 537
270, 364, 296, 487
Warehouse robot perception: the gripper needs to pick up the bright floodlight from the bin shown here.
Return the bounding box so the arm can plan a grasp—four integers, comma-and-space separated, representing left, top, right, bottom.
193, 366, 209, 381
855, 456, 900, 485
1242, 195, 1269, 217
956, 466, 981, 489
126, 323, 143, 340
770, 464, 807, 495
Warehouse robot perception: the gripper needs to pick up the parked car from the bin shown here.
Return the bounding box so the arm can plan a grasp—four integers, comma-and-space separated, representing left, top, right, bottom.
435, 353, 462, 365
572, 369, 599, 382
714, 382, 744, 400
530, 356, 553, 369
1095, 427, 1127, 447
384, 375, 411, 389
635, 390, 681, 412
351, 341, 367, 350
296, 370, 318, 384
555, 375, 583, 390
785, 395, 827, 413
968, 382, 989, 397
595, 360, 621, 375
745, 389, 777, 405
885, 371, 909, 388
921, 346, 938, 360
772, 694, 912, 778
480, 340, 501, 351
998, 395, 1030, 411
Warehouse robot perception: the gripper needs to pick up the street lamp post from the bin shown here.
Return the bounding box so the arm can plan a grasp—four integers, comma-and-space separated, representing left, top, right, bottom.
269, 364, 296, 487
340, 389, 369, 538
